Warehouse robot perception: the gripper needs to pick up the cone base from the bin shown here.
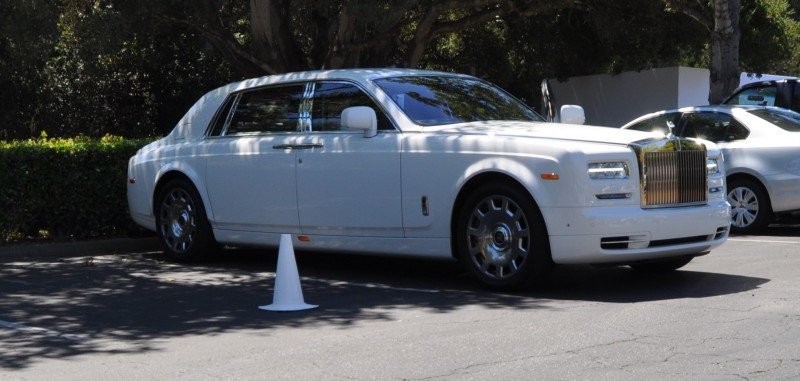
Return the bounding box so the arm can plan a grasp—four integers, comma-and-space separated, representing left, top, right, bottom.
259, 303, 318, 312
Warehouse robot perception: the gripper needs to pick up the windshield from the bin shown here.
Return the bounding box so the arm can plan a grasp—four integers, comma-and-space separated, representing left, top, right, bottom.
373, 76, 543, 126
747, 108, 800, 132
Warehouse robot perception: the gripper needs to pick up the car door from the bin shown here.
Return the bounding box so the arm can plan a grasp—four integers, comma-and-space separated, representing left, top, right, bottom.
294, 81, 404, 237
202, 83, 306, 234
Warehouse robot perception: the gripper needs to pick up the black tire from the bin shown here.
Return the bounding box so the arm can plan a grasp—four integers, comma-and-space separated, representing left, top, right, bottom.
155, 178, 218, 261
629, 256, 693, 273
727, 177, 772, 235
455, 183, 552, 290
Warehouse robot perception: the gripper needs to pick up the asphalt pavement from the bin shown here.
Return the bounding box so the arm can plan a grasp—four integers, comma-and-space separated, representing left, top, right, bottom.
1, 224, 799, 380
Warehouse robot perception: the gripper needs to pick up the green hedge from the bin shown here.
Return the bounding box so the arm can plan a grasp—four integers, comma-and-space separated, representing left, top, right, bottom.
0, 136, 155, 244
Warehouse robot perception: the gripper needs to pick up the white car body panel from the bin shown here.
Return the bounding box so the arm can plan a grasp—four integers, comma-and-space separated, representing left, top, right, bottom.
129, 69, 730, 265
202, 135, 300, 233
295, 132, 403, 237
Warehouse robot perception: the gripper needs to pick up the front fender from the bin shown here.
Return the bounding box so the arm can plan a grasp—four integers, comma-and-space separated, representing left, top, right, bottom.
457, 157, 561, 208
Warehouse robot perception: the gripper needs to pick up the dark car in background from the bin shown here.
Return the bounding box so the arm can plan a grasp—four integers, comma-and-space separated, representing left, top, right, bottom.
724, 78, 800, 112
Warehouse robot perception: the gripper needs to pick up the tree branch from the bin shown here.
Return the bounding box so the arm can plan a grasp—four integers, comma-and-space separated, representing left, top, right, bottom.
156, 13, 276, 76
663, 0, 712, 31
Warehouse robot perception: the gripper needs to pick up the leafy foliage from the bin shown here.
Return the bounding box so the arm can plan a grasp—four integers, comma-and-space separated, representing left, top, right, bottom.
0, 136, 153, 243
2, 1, 800, 141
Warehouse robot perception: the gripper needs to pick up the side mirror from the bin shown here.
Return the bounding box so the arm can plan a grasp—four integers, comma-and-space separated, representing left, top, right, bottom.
560, 105, 585, 125
341, 106, 377, 138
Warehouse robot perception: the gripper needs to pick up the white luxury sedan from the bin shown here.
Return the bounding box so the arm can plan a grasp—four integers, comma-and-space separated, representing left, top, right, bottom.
128, 69, 730, 289
623, 105, 800, 235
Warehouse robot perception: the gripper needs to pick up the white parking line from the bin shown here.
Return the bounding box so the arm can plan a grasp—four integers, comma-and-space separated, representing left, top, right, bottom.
0, 320, 87, 342
303, 277, 440, 293
728, 238, 799, 244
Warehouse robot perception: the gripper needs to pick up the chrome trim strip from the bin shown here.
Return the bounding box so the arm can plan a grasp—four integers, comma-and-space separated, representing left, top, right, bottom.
219, 93, 241, 137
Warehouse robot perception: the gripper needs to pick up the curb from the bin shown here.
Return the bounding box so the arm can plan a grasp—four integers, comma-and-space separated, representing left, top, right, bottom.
0, 237, 161, 260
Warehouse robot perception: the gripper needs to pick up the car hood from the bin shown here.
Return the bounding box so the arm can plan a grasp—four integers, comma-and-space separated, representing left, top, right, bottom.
426, 121, 659, 146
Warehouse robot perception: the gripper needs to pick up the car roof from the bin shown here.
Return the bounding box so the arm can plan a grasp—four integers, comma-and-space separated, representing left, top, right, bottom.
736, 78, 798, 90
621, 105, 790, 128
229, 68, 472, 90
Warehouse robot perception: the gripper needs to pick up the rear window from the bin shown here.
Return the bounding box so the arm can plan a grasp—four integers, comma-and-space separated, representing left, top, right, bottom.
747, 108, 800, 132
726, 86, 777, 107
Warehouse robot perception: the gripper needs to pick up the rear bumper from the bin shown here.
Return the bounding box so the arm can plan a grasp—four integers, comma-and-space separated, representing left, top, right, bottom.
542, 200, 731, 264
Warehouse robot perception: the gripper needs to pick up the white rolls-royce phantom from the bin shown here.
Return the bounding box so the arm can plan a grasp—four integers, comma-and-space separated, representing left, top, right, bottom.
127, 69, 730, 289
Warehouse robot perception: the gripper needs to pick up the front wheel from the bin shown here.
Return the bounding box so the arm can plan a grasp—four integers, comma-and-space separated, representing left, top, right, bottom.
156, 178, 217, 261
455, 183, 552, 290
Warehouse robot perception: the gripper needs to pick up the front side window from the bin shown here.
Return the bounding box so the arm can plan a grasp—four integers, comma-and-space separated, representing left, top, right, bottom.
374, 76, 542, 126
680, 112, 747, 142
626, 113, 681, 133
310, 82, 394, 131
225, 84, 305, 135
748, 108, 800, 132
726, 86, 777, 107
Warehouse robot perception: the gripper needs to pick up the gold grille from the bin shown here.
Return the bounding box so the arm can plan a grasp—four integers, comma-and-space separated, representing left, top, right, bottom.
643, 150, 707, 208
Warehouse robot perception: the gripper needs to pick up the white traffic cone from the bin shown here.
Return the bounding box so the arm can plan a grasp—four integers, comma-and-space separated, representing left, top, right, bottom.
259, 234, 317, 312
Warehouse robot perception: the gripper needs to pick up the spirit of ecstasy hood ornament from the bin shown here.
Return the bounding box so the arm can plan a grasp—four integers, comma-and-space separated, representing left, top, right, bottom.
666, 120, 676, 139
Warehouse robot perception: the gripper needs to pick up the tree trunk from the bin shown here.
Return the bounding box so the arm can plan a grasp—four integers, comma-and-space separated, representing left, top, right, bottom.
250, 0, 306, 73
709, 0, 740, 104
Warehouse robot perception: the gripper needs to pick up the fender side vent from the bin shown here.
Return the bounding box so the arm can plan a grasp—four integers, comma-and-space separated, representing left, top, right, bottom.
601, 235, 648, 250
714, 226, 729, 240
648, 235, 708, 248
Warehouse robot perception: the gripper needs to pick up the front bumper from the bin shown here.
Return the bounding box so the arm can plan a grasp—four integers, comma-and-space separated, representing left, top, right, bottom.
542, 200, 731, 264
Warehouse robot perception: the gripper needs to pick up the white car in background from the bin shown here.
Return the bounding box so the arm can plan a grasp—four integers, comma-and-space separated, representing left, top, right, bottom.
623, 105, 800, 234
128, 69, 730, 289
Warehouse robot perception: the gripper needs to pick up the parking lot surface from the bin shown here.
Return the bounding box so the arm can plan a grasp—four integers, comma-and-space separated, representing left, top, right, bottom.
1, 225, 799, 380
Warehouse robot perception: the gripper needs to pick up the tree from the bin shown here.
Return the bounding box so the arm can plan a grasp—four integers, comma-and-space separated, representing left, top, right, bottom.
161, 0, 576, 77
0, 1, 61, 139
27, 1, 236, 139
664, 0, 741, 104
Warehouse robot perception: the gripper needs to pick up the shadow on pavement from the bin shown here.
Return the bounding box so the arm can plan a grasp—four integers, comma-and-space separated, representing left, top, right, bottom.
760, 223, 800, 237
0, 247, 769, 369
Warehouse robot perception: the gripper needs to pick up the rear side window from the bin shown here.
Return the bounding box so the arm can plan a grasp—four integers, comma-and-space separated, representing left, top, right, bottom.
310, 82, 394, 131
626, 113, 680, 133
726, 86, 777, 106
225, 84, 305, 135
748, 108, 800, 132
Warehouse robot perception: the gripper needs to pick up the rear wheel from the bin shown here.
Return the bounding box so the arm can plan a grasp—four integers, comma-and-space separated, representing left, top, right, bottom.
727, 178, 772, 234
455, 183, 552, 290
156, 178, 217, 261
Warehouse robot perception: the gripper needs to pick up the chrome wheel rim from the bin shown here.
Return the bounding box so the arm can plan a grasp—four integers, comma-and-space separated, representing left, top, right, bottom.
728, 186, 759, 228
466, 195, 530, 280
159, 188, 197, 253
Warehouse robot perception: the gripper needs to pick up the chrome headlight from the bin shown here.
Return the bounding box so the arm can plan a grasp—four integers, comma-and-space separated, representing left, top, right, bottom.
707, 158, 720, 176
588, 162, 629, 180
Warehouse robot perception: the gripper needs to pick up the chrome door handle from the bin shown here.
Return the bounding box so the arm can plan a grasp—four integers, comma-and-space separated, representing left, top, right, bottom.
272, 143, 323, 150
293, 143, 324, 149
